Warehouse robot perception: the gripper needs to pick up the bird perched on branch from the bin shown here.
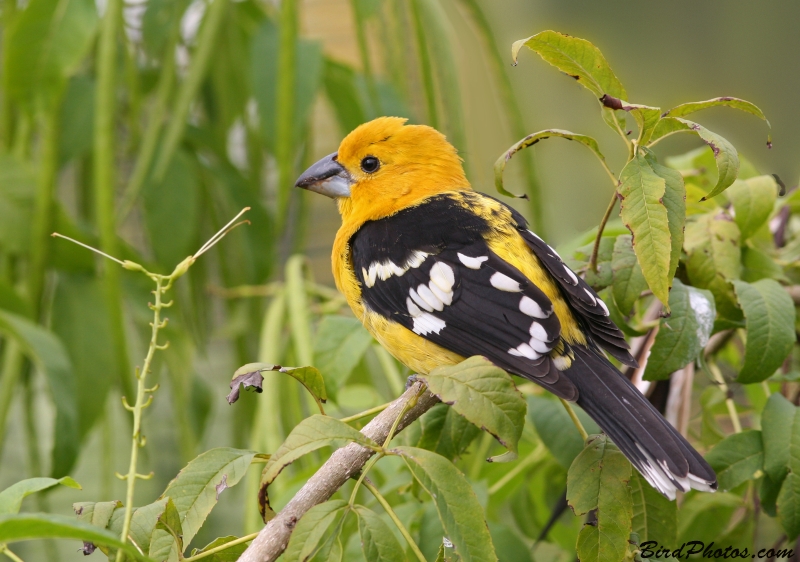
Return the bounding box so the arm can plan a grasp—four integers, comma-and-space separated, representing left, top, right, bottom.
295, 116, 716, 500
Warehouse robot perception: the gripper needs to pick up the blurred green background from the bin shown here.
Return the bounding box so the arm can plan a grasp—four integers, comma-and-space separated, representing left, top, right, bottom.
0, 0, 797, 559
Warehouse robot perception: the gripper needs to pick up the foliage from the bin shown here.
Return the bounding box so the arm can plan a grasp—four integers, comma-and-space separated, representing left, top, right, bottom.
0, 0, 799, 560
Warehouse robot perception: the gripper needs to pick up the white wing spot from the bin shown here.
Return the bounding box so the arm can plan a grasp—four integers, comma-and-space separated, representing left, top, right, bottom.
597, 298, 609, 316
528, 338, 551, 354
490, 272, 522, 292
529, 321, 549, 342
583, 287, 597, 305
563, 265, 579, 285
416, 284, 443, 312
413, 313, 446, 335
429, 262, 455, 292
457, 253, 489, 270
547, 244, 562, 260
508, 342, 540, 360
552, 355, 571, 371
409, 287, 433, 312
519, 296, 551, 318
363, 251, 430, 287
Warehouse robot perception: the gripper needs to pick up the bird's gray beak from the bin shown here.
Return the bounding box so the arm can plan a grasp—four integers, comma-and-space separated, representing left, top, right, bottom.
295, 152, 352, 198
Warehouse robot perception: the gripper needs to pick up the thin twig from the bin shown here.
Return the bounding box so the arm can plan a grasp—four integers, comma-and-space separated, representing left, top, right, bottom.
560, 398, 589, 441
363, 480, 427, 562
705, 359, 742, 433
339, 402, 391, 424
51, 233, 125, 266
183, 532, 259, 562
194, 207, 250, 258
589, 191, 619, 272
238, 382, 440, 562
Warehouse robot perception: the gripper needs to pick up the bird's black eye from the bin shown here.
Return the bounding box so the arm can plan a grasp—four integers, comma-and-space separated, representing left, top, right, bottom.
360, 156, 380, 173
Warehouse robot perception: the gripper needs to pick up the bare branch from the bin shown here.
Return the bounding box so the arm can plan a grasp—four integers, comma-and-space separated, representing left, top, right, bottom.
239, 381, 440, 562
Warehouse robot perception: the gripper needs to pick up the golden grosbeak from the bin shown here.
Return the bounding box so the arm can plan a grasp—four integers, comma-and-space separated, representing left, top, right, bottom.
295, 117, 716, 499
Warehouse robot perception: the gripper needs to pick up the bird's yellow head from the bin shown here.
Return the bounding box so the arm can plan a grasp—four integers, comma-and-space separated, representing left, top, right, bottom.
295, 117, 470, 224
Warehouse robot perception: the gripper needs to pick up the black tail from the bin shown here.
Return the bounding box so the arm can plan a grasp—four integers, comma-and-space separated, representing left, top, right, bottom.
563, 346, 717, 499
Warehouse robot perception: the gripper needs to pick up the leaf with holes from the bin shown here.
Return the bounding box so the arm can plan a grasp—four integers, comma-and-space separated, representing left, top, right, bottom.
706, 430, 764, 491
494, 129, 609, 199
567, 435, 632, 562
228, 363, 327, 413
354, 505, 406, 562
418, 356, 526, 461
732, 279, 796, 383
644, 280, 715, 381
259, 416, 379, 520
617, 154, 671, 308
630, 472, 676, 546
395, 446, 497, 562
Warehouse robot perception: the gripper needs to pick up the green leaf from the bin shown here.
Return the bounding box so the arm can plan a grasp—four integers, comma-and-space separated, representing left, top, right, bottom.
650, 117, 739, 199
762, 393, 796, 482
617, 154, 672, 307
685, 213, 741, 319
314, 315, 374, 391
260, 416, 379, 519
0, 513, 153, 561
82, 498, 174, 559
154, 497, 183, 555
395, 446, 497, 561
527, 396, 599, 469
52, 274, 117, 438
0, 153, 35, 255
662, 96, 771, 145
0, 477, 80, 515
4, 0, 99, 110
677, 492, 742, 545
778, 473, 800, 540
727, 176, 779, 241
73, 500, 122, 530
643, 280, 715, 381
494, 129, 610, 199
143, 149, 200, 268
742, 246, 787, 283
630, 472, 676, 545
159, 448, 256, 546
512, 30, 625, 99
732, 279, 796, 383
761, 473, 783, 517
418, 356, 526, 460
353, 505, 406, 562
0, 310, 78, 476
228, 363, 327, 413
706, 430, 764, 491
611, 235, 647, 315
647, 153, 686, 281
567, 435, 632, 562
284, 500, 349, 562
417, 404, 481, 461
189, 535, 249, 561
601, 99, 661, 145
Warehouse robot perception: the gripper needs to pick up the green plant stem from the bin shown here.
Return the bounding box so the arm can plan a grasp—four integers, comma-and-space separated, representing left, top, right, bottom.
28, 109, 60, 316
95, 0, 133, 402
152, 0, 227, 181
762, 381, 772, 399
363, 479, 426, 562
116, 275, 168, 561
409, 0, 437, 128
0, 0, 17, 150
488, 442, 546, 495
560, 398, 588, 441
706, 360, 742, 433
469, 432, 493, 480
117, 33, 178, 221
0, 545, 24, 562
457, 0, 545, 235
340, 402, 391, 424
589, 191, 619, 272
349, 386, 422, 505
0, 342, 23, 459
350, 0, 380, 113
274, 0, 297, 228
183, 532, 259, 562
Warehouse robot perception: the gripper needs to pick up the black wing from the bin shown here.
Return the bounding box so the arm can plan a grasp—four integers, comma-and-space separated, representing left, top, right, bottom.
351, 194, 578, 400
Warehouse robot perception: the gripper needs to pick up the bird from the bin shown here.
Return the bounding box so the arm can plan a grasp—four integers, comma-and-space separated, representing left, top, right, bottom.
294, 116, 717, 500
